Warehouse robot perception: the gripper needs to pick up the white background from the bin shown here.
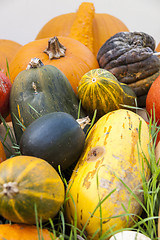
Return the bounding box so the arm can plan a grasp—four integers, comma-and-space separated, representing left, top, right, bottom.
0, 0, 160, 48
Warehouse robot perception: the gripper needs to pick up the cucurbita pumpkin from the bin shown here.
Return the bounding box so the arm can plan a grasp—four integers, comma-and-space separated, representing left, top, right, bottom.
0, 155, 65, 224
65, 109, 151, 239
0, 39, 22, 75
35, 2, 129, 56
9, 36, 99, 94
0, 224, 56, 240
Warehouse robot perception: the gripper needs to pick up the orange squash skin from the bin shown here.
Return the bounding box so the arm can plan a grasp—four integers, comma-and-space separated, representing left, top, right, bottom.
9, 36, 99, 94
0, 224, 56, 240
35, 6, 129, 56
0, 39, 22, 75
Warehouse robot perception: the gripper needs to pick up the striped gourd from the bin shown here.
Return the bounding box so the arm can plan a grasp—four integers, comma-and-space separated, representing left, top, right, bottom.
0, 156, 65, 224
78, 68, 127, 119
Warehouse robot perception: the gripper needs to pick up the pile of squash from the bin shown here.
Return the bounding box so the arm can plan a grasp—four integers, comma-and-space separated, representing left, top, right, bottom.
0, 2, 159, 239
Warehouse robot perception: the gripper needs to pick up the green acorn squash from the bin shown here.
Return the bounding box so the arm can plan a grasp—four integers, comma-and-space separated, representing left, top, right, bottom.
0, 155, 65, 224
10, 58, 86, 144
19, 112, 86, 170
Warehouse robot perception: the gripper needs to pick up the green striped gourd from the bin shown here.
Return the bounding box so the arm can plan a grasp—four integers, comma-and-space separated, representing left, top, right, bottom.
0, 156, 65, 224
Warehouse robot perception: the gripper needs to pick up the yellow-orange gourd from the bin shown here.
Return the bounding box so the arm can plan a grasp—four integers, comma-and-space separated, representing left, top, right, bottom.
35, 2, 129, 56
0, 224, 56, 240
65, 109, 151, 239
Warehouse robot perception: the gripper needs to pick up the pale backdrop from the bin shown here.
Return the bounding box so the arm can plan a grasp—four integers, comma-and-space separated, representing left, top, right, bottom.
0, 0, 160, 48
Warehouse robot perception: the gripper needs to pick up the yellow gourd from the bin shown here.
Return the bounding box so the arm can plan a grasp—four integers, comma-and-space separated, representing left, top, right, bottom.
65, 109, 151, 239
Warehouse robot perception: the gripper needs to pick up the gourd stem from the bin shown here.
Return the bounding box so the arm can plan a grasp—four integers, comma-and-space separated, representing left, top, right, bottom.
43, 36, 66, 59
3, 181, 19, 198
76, 116, 90, 129
154, 52, 160, 58
26, 58, 44, 69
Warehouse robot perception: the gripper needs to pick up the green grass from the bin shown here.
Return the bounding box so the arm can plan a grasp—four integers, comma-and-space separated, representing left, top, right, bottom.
0, 107, 160, 239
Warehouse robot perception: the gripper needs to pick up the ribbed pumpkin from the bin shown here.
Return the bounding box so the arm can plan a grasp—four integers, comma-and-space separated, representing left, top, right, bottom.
0, 155, 65, 224
0, 39, 22, 75
10, 58, 87, 144
65, 109, 151, 239
78, 68, 137, 119
0, 141, 6, 163
0, 224, 56, 240
9, 36, 99, 94
156, 42, 160, 52
35, 2, 129, 56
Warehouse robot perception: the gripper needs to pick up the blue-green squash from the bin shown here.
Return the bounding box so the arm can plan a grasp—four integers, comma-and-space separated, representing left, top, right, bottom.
65, 109, 151, 239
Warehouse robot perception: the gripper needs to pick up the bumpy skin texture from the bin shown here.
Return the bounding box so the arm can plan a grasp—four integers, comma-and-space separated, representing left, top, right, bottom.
97, 32, 160, 107
66, 109, 151, 239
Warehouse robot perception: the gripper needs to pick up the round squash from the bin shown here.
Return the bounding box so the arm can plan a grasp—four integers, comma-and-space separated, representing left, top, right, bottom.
0, 224, 56, 240
9, 36, 99, 94
0, 39, 22, 75
10, 58, 86, 144
0, 155, 65, 224
65, 109, 151, 239
35, 2, 129, 56
78, 68, 137, 119
20, 112, 86, 170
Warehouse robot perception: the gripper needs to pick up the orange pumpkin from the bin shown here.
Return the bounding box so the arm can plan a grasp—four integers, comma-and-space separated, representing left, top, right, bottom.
0, 141, 6, 163
9, 36, 99, 94
156, 42, 160, 52
0, 39, 22, 75
0, 224, 56, 240
35, 2, 129, 56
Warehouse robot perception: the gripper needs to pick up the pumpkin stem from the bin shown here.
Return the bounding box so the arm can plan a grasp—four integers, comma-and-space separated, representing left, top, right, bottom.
3, 181, 19, 198
44, 37, 66, 59
76, 116, 91, 129
69, 2, 95, 53
26, 58, 44, 69
154, 52, 160, 58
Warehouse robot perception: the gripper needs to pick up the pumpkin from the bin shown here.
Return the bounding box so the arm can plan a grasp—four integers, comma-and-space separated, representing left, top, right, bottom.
35, 2, 129, 56
78, 68, 137, 119
0, 141, 6, 163
97, 31, 160, 107
0, 223, 56, 240
0, 155, 65, 224
9, 36, 99, 94
0, 39, 22, 75
146, 74, 160, 125
156, 42, 160, 52
19, 112, 86, 171
0, 71, 12, 120
65, 109, 151, 239
10, 58, 87, 144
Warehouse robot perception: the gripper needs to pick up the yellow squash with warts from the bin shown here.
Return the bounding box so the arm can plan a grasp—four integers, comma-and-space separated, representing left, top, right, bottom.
65, 109, 151, 239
